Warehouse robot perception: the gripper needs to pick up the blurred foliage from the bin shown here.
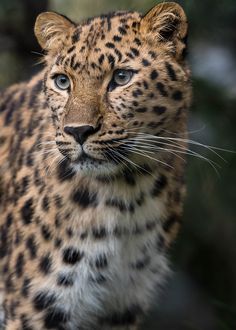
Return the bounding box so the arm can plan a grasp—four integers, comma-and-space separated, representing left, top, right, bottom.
49, 0, 156, 18
174, 78, 236, 329
0, 0, 47, 86
0, 0, 236, 329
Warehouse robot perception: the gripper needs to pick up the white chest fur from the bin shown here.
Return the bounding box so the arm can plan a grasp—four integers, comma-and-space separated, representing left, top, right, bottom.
30, 169, 171, 329
36, 187, 169, 329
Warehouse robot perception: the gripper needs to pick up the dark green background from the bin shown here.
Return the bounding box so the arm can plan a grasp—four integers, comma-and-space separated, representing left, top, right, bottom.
0, 1, 235, 329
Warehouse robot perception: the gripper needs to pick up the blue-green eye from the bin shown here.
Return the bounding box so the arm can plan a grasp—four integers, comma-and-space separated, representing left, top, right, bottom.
113, 69, 133, 86
54, 74, 70, 90
108, 69, 134, 92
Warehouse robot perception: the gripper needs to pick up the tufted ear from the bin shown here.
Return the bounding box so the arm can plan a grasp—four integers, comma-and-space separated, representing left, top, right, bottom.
34, 12, 75, 51
140, 2, 188, 60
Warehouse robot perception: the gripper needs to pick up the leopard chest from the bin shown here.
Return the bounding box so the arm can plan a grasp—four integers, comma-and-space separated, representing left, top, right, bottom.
30, 179, 169, 327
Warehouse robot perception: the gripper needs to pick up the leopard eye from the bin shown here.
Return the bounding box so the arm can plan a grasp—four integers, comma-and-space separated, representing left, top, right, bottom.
54, 74, 70, 90
108, 69, 134, 92
113, 69, 133, 86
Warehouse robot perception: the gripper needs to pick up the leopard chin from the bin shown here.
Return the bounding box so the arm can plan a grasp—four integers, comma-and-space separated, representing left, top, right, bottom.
71, 159, 121, 176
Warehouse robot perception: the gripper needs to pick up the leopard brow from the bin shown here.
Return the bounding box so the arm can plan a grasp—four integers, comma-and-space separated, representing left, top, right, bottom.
115, 68, 140, 74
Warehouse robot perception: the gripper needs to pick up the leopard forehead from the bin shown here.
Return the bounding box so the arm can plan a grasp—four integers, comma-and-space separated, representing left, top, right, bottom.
69, 11, 142, 51
50, 12, 147, 79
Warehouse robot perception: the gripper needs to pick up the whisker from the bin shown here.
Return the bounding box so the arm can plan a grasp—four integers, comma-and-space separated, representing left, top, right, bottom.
128, 137, 220, 164
116, 144, 174, 170
131, 133, 230, 161
45, 154, 63, 176
106, 144, 153, 176
160, 126, 207, 136
121, 137, 221, 174
106, 146, 131, 172
123, 143, 186, 163
31, 50, 44, 56
34, 148, 59, 157
106, 144, 140, 172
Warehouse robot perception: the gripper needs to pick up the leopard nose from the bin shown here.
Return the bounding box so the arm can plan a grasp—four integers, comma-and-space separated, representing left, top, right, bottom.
64, 125, 96, 145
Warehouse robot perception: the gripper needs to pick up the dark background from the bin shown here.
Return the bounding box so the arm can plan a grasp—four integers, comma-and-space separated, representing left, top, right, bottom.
0, 1, 236, 329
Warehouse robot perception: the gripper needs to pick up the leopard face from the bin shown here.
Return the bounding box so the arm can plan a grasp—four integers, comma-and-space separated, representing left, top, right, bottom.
36, 4, 191, 175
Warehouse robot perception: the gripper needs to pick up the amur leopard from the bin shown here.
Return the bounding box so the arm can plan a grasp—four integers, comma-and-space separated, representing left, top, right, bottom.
0, 2, 191, 329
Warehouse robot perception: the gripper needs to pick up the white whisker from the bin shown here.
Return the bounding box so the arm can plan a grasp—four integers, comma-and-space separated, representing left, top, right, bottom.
121, 134, 221, 174
123, 143, 186, 163
117, 144, 174, 170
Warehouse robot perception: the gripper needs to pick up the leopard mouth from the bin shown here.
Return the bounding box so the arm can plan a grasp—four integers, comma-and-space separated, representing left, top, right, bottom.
59, 141, 133, 171
75, 151, 98, 163
58, 143, 137, 176
58, 146, 104, 164
73, 151, 108, 165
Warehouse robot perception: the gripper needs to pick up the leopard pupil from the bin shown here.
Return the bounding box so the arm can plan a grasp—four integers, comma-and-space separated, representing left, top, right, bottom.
58, 76, 67, 86
118, 72, 126, 80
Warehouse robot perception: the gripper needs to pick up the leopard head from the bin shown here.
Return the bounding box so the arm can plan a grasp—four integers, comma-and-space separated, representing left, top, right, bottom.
35, 2, 191, 175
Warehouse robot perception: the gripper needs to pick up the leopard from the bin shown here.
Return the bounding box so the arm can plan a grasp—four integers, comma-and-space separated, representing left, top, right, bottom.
0, 2, 191, 329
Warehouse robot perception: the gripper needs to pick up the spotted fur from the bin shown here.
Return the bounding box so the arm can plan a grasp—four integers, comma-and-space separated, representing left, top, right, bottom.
0, 2, 191, 329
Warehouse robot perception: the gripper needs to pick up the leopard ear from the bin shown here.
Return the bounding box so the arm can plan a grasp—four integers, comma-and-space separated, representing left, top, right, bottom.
140, 2, 188, 60
34, 12, 75, 51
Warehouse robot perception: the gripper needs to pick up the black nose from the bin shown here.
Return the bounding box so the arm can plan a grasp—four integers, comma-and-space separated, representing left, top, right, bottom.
64, 125, 96, 145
